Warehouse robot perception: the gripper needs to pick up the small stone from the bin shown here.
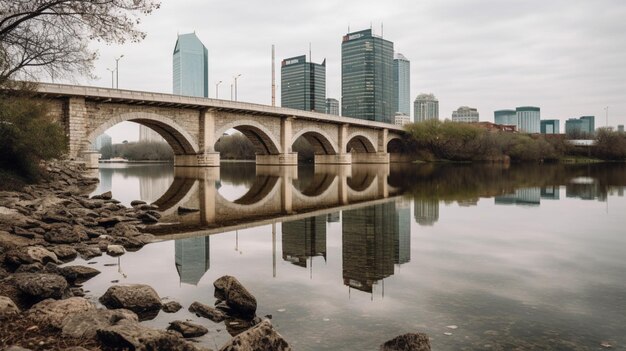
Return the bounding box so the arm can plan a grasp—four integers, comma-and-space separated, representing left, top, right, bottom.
99, 284, 162, 321
380, 333, 431, 351
218, 319, 290, 350
277, 308, 286, 312
189, 301, 226, 322
106, 244, 125, 256
443, 332, 452, 336
167, 320, 208, 338
130, 200, 147, 207
446, 325, 458, 330
60, 265, 101, 284
162, 301, 183, 313
601, 341, 613, 348
0, 295, 20, 317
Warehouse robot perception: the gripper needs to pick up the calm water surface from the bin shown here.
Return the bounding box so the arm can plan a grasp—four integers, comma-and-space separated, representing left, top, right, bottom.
83, 162, 626, 350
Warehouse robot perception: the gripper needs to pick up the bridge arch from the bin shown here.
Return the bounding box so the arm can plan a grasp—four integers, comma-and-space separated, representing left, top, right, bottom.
291, 128, 338, 155
346, 133, 377, 153
215, 120, 281, 155
86, 112, 199, 155
387, 136, 407, 153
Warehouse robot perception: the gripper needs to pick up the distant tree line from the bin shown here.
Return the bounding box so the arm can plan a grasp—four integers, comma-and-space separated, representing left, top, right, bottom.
100, 141, 173, 161
405, 120, 626, 162
214, 133, 315, 162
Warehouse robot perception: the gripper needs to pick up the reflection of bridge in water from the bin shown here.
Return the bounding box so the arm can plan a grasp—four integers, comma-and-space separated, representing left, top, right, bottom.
150, 164, 404, 235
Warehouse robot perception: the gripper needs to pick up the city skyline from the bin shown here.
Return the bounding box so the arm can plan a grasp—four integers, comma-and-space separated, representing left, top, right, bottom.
51, 0, 626, 142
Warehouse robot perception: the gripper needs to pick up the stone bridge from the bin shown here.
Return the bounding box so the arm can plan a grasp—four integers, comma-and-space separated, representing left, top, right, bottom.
30, 83, 410, 168
147, 164, 401, 231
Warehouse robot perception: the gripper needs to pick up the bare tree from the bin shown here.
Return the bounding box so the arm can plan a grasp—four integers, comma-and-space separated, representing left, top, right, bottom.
0, 0, 160, 84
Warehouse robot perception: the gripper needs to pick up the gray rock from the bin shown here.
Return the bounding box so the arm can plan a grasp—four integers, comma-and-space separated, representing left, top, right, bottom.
50, 245, 78, 261
61, 308, 138, 339
4, 246, 59, 267
138, 212, 159, 223
225, 316, 262, 337
0, 295, 20, 317
189, 301, 226, 322
130, 200, 147, 207
97, 319, 202, 351
27, 297, 94, 328
44, 225, 85, 244
162, 300, 183, 313
168, 320, 209, 338
99, 284, 162, 320
13, 273, 69, 300
14, 262, 43, 273
60, 265, 101, 283
92, 191, 112, 200
214, 275, 257, 319
219, 319, 291, 351
379, 333, 431, 351
109, 222, 140, 237
97, 216, 124, 227
76, 245, 102, 259
178, 206, 200, 214
12, 226, 36, 239
106, 244, 125, 256
0, 230, 33, 250
5, 346, 32, 351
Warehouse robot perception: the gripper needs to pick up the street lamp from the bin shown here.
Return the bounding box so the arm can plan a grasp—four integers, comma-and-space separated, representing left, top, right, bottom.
115, 55, 124, 89
106, 68, 115, 88
233, 74, 242, 101
215, 80, 222, 99
605, 106, 609, 127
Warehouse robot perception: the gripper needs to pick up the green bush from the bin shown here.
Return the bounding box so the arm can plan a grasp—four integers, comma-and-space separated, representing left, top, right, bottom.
0, 94, 66, 179
593, 128, 626, 160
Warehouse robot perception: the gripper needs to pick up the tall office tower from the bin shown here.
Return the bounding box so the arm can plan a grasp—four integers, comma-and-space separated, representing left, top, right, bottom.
540, 119, 560, 134
342, 29, 394, 123
281, 55, 326, 112
174, 237, 210, 285
618, 125, 625, 133
451, 106, 479, 123
413, 93, 439, 122
282, 216, 327, 268
494, 188, 541, 206
325, 98, 339, 115
565, 116, 596, 135
173, 32, 208, 97
139, 125, 165, 143
393, 53, 410, 116
413, 198, 439, 226
394, 200, 411, 265
494, 109, 517, 126
516, 106, 540, 133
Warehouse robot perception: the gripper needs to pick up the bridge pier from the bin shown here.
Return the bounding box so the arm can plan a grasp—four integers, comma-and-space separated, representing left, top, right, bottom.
174, 152, 220, 167
314, 153, 352, 164
256, 153, 298, 165
81, 150, 101, 169
351, 152, 390, 164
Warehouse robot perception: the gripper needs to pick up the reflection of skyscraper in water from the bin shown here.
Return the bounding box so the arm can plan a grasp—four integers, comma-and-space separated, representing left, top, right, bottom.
282, 216, 326, 268
413, 198, 439, 226
395, 200, 411, 265
541, 186, 560, 200
326, 212, 340, 223
98, 168, 113, 193
175, 237, 210, 285
566, 179, 606, 201
342, 204, 395, 293
139, 172, 174, 203
494, 188, 541, 206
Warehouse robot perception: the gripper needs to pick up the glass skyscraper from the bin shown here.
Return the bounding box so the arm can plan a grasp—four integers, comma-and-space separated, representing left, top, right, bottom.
393, 53, 410, 116
413, 93, 439, 122
325, 98, 339, 115
516, 106, 541, 133
173, 33, 208, 98
281, 55, 326, 112
342, 29, 394, 123
494, 109, 517, 126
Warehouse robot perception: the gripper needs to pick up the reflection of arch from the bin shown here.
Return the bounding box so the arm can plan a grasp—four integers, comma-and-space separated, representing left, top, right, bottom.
346, 133, 377, 153
215, 120, 281, 155
232, 176, 280, 205
387, 137, 406, 153
86, 112, 199, 155
295, 173, 337, 197
152, 177, 198, 214
347, 172, 377, 191
291, 128, 338, 155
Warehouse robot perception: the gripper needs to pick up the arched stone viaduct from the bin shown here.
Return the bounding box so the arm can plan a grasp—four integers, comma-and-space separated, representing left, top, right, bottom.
32, 83, 410, 168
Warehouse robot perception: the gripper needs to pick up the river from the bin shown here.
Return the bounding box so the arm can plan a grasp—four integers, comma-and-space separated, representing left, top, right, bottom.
82, 162, 626, 350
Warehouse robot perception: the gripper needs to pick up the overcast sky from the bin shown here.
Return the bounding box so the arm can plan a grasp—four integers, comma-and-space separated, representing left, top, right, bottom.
55, 0, 626, 142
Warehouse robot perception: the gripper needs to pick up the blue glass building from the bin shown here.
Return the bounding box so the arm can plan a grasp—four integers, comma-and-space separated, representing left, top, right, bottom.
173, 33, 208, 98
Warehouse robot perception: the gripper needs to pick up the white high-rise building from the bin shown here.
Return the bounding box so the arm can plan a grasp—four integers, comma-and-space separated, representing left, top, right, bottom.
452, 106, 479, 123
413, 93, 439, 122
394, 113, 410, 126
93, 133, 112, 151
516, 106, 540, 133
139, 126, 165, 143
393, 53, 410, 116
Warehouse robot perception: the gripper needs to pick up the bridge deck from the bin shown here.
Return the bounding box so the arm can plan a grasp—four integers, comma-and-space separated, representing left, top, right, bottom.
33, 82, 406, 132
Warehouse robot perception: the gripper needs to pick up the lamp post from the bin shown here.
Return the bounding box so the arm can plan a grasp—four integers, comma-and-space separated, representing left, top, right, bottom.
215, 80, 222, 99
115, 55, 124, 89
106, 68, 115, 88
605, 106, 609, 128
233, 73, 242, 101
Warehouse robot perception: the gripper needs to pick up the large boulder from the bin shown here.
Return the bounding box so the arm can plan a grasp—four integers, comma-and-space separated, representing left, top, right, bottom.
4, 246, 59, 267
167, 320, 209, 338
97, 319, 203, 351
50, 245, 78, 261
99, 284, 162, 320
162, 301, 182, 313
213, 275, 257, 319
44, 225, 85, 244
27, 297, 94, 328
0, 230, 32, 250
379, 333, 431, 351
189, 301, 226, 322
219, 319, 291, 351
12, 272, 69, 300
0, 295, 20, 318
59, 265, 101, 284
61, 308, 138, 339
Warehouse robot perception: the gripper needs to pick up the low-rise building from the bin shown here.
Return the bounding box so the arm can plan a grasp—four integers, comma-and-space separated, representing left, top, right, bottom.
540, 119, 560, 134
394, 113, 411, 127
565, 116, 595, 136
452, 106, 479, 123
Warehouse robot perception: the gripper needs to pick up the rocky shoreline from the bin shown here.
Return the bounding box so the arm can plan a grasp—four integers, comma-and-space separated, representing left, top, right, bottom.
0, 161, 431, 351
